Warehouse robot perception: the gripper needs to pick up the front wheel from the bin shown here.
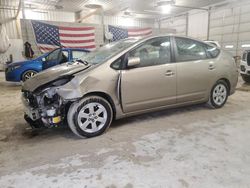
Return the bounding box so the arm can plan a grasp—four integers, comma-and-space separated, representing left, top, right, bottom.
241, 74, 250, 83
67, 96, 113, 138
22, 70, 38, 82
207, 80, 229, 109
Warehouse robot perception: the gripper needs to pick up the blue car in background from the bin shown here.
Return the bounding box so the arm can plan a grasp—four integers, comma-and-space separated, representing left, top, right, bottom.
5, 48, 89, 82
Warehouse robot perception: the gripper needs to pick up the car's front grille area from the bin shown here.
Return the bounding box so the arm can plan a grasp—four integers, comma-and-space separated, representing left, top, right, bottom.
22, 91, 38, 108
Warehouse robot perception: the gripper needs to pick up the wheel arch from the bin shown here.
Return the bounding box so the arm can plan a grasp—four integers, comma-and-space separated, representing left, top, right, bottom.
218, 78, 231, 92
20, 69, 39, 81
83, 91, 116, 120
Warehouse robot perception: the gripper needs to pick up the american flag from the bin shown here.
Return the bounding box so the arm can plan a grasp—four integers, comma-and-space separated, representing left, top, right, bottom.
31, 21, 96, 53
108, 25, 152, 41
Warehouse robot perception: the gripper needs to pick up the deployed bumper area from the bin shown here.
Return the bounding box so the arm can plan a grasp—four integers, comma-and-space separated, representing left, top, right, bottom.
22, 88, 66, 128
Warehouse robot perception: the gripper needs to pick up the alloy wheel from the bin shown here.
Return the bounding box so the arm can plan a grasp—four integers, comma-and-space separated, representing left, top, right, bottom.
77, 102, 108, 133
212, 84, 227, 106
23, 70, 37, 81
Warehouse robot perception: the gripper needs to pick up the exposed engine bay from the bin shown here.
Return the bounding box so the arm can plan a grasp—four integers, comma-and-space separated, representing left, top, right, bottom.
22, 77, 75, 128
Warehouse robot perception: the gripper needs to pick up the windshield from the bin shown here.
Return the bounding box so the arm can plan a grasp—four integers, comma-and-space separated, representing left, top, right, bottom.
79, 38, 140, 65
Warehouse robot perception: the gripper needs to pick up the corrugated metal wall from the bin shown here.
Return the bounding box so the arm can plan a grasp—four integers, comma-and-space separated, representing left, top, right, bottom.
209, 2, 250, 56
24, 10, 75, 22
0, 9, 20, 39
160, 15, 187, 36
80, 13, 155, 28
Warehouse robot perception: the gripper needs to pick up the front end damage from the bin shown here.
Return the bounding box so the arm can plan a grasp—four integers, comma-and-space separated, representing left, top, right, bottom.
22, 76, 77, 129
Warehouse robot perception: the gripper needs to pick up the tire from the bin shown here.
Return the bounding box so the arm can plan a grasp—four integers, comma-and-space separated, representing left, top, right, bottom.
67, 96, 113, 138
207, 80, 229, 109
22, 70, 38, 82
241, 74, 250, 83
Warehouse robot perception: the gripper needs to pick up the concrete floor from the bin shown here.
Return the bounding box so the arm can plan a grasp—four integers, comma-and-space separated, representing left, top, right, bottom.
0, 72, 250, 188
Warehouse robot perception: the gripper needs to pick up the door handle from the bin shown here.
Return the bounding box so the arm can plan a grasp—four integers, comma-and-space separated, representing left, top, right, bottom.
208, 64, 215, 70
165, 70, 174, 76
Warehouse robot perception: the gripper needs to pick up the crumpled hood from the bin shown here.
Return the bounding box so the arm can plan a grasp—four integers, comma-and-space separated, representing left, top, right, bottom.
22, 62, 91, 92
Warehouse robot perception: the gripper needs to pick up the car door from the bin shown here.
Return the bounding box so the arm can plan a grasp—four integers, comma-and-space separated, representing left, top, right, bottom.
174, 37, 217, 103
121, 37, 177, 113
43, 48, 62, 70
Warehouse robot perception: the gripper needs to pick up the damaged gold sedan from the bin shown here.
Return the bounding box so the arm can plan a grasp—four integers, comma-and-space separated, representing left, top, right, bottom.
21, 35, 238, 138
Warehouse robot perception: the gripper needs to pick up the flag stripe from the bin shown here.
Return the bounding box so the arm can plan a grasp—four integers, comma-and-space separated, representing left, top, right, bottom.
59, 26, 95, 31
60, 39, 95, 44
61, 42, 96, 47
39, 46, 56, 52
60, 36, 95, 41
38, 44, 60, 49
59, 33, 95, 37
59, 29, 95, 35
61, 45, 96, 49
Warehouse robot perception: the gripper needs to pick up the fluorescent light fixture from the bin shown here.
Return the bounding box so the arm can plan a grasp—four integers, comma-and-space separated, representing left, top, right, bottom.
241, 44, 250, 48
225, 45, 234, 49
161, 4, 172, 14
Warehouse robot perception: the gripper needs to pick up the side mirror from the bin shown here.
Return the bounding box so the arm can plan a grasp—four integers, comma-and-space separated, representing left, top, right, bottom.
42, 57, 46, 62
127, 57, 140, 68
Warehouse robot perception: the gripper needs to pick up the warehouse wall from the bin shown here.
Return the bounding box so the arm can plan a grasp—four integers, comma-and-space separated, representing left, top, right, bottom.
0, 9, 23, 65
209, 2, 250, 56
0, 9, 75, 65
188, 10, 208, 40
23, 10, 75, 22
160, 15, 187, 36
77, 10, 156, 28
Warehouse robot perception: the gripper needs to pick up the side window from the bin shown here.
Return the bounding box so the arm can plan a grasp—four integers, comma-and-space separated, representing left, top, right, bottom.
46, 49, 61, 61
128, 37, 171, 68
205, 45, 220, 58
72, 50, 87, 60
175, 37, 207, 61
111, 58, 122, 70
62, 51, 69, 60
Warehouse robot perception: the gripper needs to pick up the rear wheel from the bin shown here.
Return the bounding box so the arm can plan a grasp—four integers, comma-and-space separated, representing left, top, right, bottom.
241, 74, 250, 83
67, 96, 113, 138
22, 70, 37, 82
207, 80, 229, 108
